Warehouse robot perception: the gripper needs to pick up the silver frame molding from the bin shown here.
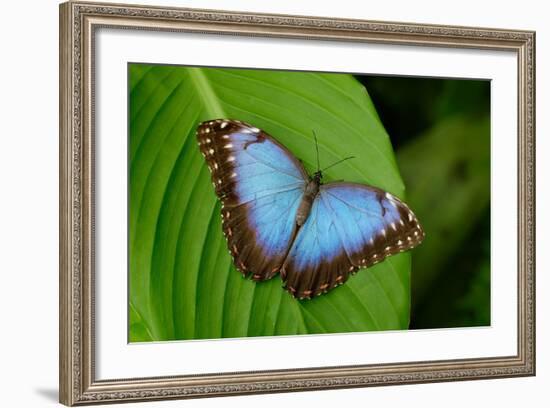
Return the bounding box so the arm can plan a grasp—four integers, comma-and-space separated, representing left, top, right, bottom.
59, 1, 536, 405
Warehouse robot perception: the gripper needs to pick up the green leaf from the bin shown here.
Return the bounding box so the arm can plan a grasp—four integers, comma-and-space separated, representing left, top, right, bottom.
129, 64, 411, 341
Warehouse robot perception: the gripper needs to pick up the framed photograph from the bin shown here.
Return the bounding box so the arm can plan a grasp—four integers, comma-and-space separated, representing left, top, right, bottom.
59, 1, 535, 405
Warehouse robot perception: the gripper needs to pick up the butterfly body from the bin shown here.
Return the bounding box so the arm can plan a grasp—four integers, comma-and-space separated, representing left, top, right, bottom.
197, 119, 424, 299
296, 173, 321, 226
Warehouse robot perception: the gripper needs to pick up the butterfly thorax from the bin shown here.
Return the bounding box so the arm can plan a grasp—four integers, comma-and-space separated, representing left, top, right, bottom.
295, 172, 322, 226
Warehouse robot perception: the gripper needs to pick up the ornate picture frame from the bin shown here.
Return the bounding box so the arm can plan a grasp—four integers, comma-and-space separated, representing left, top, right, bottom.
59, 1, 535, 405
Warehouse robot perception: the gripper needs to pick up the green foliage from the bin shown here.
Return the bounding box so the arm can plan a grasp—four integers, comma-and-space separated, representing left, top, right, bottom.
409, 212, 491, 328
128, 64, 412, 341
397, 115, 490, 300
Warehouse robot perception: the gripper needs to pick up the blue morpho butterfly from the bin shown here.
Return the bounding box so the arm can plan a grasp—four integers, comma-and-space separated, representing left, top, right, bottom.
197, 119, 425, 299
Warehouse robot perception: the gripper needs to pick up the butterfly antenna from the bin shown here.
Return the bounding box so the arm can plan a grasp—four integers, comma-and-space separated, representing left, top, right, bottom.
312, 130, 321, 172
321, 156, 355, 172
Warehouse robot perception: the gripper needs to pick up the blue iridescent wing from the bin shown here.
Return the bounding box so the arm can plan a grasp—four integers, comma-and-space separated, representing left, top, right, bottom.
197, 119, 308, 280
281, 182, 424, 299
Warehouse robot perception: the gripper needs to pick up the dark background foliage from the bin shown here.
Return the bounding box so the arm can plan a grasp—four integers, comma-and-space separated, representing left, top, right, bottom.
355, 75, 491, 329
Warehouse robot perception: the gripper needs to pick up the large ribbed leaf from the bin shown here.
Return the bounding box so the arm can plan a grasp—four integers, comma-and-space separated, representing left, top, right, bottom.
129, 64, 411, 342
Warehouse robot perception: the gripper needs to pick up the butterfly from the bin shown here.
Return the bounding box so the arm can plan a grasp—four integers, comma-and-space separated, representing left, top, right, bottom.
196, 119, 424, 299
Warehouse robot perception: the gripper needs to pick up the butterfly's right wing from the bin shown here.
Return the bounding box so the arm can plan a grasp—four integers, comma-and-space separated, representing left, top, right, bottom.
197, 119, 308, 280
281, 182, 424, 299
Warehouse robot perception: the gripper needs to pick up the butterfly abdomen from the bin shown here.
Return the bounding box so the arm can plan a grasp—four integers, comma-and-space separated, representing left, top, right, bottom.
295, 179, 320, 226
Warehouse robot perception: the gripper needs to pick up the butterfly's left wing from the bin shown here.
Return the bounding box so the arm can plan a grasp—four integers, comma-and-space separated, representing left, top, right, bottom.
281, 182, 424, 299
197, 119, 308, 281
